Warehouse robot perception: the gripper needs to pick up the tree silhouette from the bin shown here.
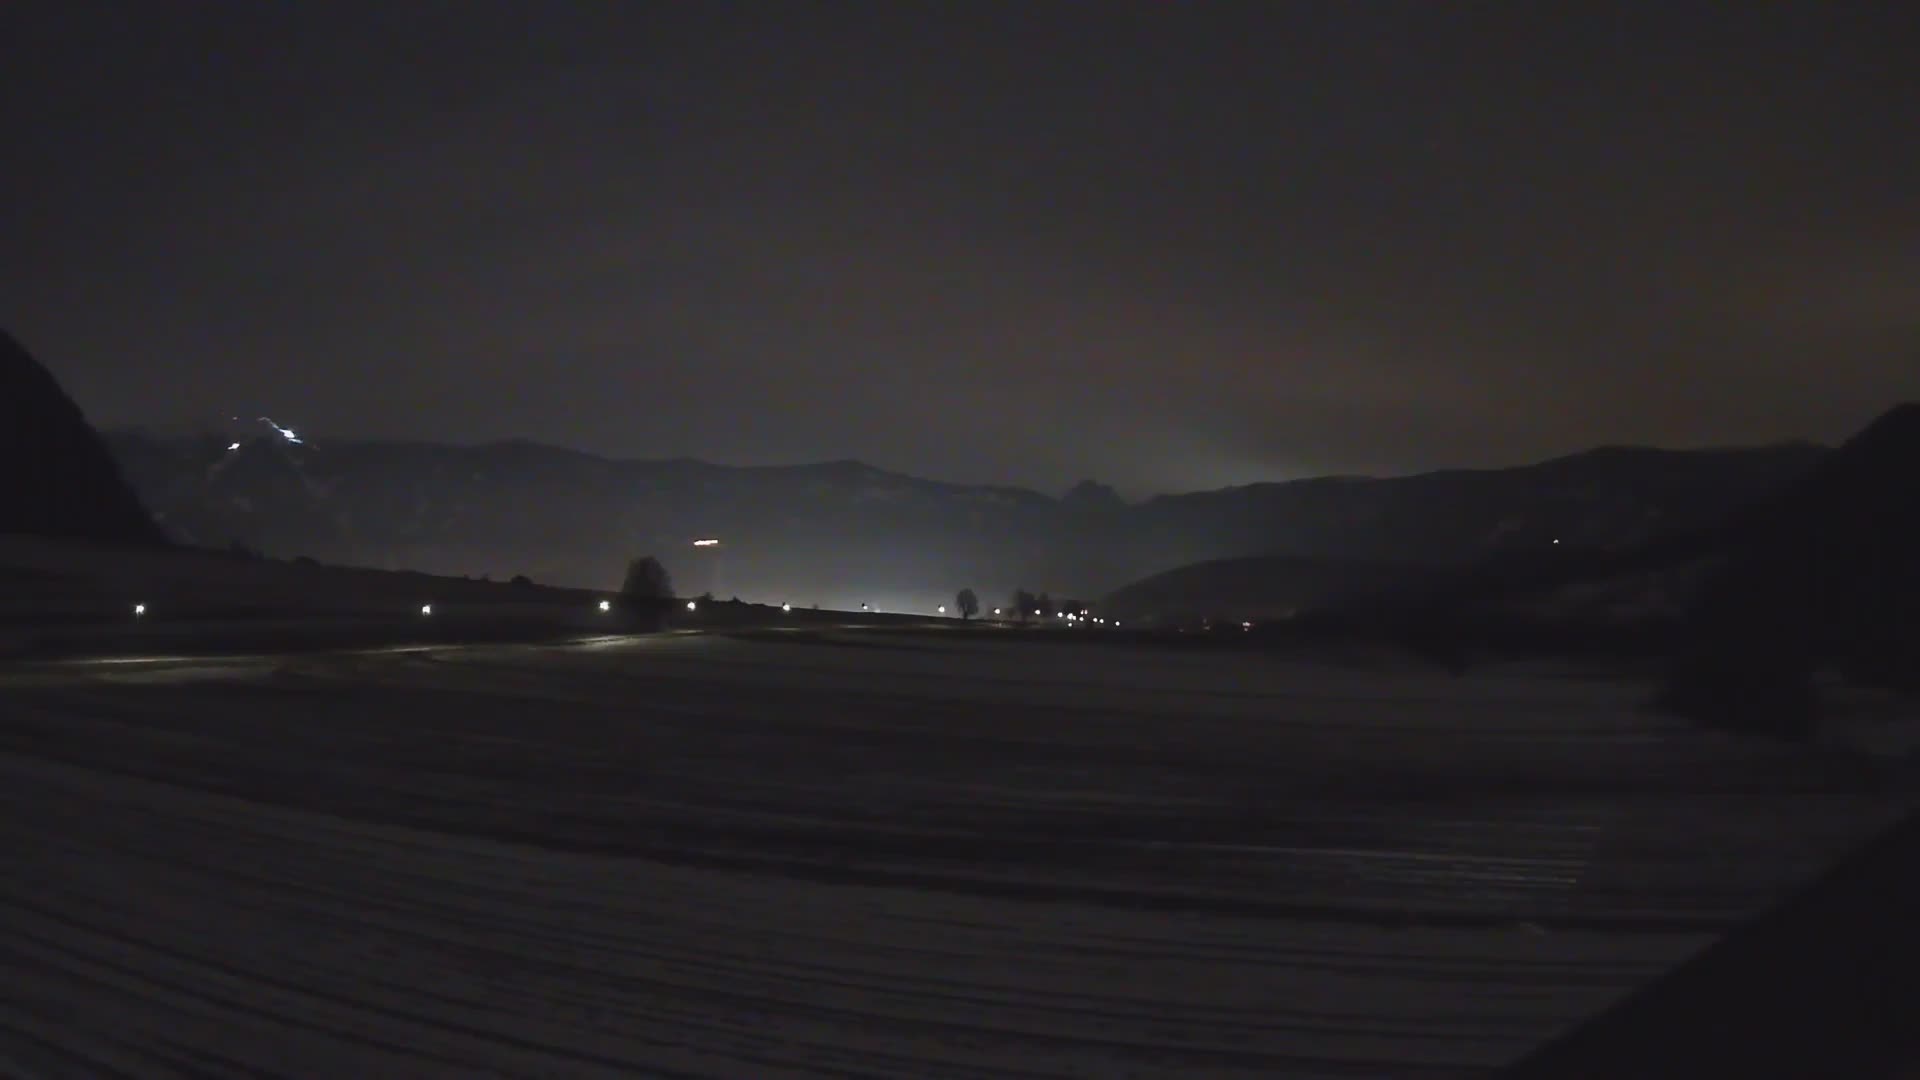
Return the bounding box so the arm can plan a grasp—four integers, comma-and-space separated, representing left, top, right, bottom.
956, 588, 979, 621
620, 555, 673, 601
1011, 589, 1037, 623
1036, 592, 1054, 618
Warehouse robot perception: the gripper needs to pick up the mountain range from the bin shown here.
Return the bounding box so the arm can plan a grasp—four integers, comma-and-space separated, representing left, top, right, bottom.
103, 425, 1826, 614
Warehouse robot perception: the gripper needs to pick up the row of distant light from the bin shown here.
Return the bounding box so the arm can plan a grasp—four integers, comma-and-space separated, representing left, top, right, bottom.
129, 599, 1112, 625
976, 605, 1120, 627
128, 598, 801, 619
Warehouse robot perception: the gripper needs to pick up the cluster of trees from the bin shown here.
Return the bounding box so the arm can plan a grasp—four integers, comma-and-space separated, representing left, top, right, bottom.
1002, 589, 1085, 623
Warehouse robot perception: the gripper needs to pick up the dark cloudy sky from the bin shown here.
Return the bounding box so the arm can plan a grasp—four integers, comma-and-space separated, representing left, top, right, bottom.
4, 2, 1915, 496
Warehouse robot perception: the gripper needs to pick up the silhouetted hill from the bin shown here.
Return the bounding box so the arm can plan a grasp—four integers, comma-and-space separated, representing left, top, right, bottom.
1060, 479, 1126, 514
1664, 403, 1920, 734
1095, 444, 1822, 622
1129, 442, 1823, 564
103, 430, 1824, 609
0, 330, 165, 546
1099, 556, 1433, 624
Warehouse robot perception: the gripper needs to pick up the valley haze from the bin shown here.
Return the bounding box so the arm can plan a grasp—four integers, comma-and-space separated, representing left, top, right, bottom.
107, 424, 1824, 617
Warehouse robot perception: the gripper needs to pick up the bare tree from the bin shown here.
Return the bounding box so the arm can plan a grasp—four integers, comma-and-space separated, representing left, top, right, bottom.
956, 587, 979, 621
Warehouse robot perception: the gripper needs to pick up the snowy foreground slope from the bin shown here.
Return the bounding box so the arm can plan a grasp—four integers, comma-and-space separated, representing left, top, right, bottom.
1, 632, 1909, 1077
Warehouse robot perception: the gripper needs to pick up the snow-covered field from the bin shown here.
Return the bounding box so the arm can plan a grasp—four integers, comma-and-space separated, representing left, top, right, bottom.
2, 631, 1910, 1076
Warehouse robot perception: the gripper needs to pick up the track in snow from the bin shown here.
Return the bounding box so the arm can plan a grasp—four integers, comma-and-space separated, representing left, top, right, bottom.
1, 631, 1907, 1076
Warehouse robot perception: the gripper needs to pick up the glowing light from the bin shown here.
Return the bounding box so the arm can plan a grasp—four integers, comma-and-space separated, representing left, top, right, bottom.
226, 442, 241, 451
937, 605, 946, 614
420, 604, 433, 616
781, 603, 792, 612
992, 608, 1001, 616
598, 599, 611, 612
1033, 610, 1041, 617
1242, 621, 1253, 630
259, 416, 302, 444
132, 603, 146, 617
692, 538, 720, 547
686, 600, 698, 611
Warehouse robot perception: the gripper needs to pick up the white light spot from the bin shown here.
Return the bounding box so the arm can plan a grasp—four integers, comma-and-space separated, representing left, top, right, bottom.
259, 416, 302, 444
132, 603, 146, 617
692, 538, 720, 547
420, 604, 433, 616
781, 603, 791, 613
686, 600, 697, 611
226, 442, 241, 451
598, 599, 611, 612
937, 605, 946, 614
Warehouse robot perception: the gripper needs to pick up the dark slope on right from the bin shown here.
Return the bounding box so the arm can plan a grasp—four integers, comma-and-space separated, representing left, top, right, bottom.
1662, 402, 1920, 735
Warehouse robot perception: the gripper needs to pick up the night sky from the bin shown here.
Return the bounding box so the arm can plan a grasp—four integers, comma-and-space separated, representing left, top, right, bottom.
4, 2, 1915, 496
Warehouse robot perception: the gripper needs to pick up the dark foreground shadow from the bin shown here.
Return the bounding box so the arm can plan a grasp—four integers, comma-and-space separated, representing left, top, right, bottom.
1502, 806, 1920, 1078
